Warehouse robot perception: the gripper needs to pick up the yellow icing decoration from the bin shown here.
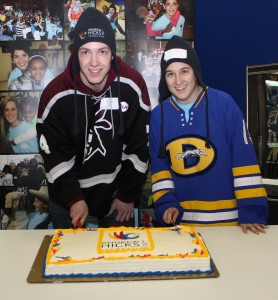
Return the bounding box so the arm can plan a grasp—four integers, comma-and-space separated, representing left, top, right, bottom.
45, 226, 210, 267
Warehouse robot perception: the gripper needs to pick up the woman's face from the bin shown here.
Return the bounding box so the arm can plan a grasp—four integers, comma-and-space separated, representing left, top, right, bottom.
4, 100, 19, 126
165, 62, 199, 104
29, 58, 47, 82
108, 7, 115, 16
163, 0, 179, 18
12, 50, 29, 71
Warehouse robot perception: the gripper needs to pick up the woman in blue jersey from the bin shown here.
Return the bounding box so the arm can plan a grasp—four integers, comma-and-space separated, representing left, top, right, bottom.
149, 36, 268, 234
152, 0, 185, 40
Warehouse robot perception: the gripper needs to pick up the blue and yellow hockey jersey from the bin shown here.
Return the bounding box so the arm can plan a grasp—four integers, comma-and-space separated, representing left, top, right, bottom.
150, 87, 268, 226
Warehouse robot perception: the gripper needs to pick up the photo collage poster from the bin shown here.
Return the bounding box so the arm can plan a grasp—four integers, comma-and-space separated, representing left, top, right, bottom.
0, 0, 195, 229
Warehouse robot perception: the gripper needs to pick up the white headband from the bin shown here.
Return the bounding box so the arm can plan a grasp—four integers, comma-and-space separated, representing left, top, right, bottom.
29, 55, 47, 62
164, 48, 188, 61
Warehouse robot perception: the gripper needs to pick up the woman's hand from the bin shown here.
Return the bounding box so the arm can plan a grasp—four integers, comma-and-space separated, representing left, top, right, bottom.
163, 207, 180, 224
240, 223, 268, 234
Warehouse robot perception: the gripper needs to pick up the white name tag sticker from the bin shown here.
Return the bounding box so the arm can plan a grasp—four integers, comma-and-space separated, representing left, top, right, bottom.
164, 48, 187, 61
100, 97, 119, 110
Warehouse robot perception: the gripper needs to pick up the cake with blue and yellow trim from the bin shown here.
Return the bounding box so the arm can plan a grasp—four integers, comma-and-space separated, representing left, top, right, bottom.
43, 226, 212, 278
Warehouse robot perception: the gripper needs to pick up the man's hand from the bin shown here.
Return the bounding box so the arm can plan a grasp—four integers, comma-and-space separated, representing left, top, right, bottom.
240, 223, 268, 235
107, 198, 134, 222
163, 207, 179, 224
70, 200, 88, 227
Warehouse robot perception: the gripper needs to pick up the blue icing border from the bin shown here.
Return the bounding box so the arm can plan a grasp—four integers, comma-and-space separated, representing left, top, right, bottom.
42, 259, 214, 279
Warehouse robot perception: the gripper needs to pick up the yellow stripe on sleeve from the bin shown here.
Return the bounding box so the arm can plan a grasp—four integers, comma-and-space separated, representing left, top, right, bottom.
152, 190, 169, 202
232, 165, 261, 177
235, 187, 267, 199
152, 170, 172, 183
180, 199, 237, 211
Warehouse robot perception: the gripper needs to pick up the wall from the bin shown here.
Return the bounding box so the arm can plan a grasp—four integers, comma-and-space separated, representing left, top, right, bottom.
195, 0, 278, 117
0, 48, 11, 89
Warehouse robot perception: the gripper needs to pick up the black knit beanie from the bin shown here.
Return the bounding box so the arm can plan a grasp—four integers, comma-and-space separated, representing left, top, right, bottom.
68, 7, 124, 137
68, 7, 117, 73
159, 35, 205, 102
157, 36, 210, 158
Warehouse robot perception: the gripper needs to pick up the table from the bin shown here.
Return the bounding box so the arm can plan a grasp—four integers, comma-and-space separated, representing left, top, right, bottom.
0, 226, 277, 300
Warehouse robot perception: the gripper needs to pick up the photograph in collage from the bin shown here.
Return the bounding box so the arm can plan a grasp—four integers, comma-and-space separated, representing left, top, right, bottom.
96, 0, 126, 40
125, 0, 194, 42
0, 153, 48, 230
0, 0, 195, 229
0, 91, 41, 154
64, 0, 95, 39
0, 0, 64, 41
0, 41, 65, 91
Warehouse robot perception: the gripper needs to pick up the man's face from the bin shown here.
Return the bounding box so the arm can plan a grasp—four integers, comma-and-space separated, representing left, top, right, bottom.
78, 42, 112, 92
165, 62, 199, 104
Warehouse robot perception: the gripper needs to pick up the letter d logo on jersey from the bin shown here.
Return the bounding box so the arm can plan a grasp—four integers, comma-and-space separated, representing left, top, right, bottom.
166, 135, 216, 176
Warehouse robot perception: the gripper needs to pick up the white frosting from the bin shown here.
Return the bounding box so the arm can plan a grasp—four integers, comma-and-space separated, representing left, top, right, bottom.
44, 227, 211, 277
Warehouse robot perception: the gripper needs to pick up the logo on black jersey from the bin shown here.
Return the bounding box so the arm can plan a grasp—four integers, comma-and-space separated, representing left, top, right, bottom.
83, 108, 112, 162
166, 135, 216, 176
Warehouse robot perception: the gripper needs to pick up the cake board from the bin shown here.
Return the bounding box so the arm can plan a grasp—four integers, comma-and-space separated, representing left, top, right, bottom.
27, 234, 220, 283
